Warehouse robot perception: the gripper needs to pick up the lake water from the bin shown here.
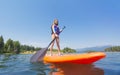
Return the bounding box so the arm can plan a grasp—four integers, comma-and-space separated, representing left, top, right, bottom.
0, 52, 120, 75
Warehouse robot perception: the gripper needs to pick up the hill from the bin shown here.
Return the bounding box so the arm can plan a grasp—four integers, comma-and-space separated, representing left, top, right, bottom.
76, 45, 111, 53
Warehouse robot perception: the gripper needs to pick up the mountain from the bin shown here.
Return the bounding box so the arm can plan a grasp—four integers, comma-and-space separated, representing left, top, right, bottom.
76, 45, 112, 53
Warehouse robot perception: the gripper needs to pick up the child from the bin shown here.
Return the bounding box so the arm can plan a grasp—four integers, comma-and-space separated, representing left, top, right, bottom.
50, 19, 61, 56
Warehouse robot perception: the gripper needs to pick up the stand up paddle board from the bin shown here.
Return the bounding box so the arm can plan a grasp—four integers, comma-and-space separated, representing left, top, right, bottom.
43, 52, 106, 64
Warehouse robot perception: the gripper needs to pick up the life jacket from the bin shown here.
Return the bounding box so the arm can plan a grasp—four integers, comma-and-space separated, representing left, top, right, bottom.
51, 25, 60, 35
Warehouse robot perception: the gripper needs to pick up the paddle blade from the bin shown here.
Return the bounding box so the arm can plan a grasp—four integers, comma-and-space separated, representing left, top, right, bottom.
30, 48, 48, 63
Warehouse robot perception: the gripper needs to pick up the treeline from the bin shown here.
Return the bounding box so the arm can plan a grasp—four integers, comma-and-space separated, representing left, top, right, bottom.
62, 47, 76, 53
51, 47, 76, 53
105, 46, 120, 52
0, 36, 41, 54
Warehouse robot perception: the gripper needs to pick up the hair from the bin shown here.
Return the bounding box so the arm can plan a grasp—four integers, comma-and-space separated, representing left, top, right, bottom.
53, 19, 59, 25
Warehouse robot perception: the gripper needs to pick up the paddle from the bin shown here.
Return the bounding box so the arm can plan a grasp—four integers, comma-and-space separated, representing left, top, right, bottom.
30, 26, 66, 63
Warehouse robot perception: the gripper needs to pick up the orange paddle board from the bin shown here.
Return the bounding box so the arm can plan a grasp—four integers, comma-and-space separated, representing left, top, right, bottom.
43, 52, 106, 64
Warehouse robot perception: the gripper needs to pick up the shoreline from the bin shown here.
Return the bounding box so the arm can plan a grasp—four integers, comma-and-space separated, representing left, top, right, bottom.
20, 51, 36, 54
20, 51, 63, 55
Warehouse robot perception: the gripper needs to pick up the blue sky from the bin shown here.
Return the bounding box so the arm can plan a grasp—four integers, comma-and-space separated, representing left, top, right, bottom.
0, 0, 120, 49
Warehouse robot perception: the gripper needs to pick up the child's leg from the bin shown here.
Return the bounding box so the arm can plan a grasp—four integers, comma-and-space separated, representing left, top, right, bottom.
50, 41, 55, 56
50, 34, 55, 56
56, 37, 61, 55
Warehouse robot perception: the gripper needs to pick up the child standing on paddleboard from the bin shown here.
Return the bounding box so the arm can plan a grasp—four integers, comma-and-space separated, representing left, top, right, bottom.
50, 19, 61, 56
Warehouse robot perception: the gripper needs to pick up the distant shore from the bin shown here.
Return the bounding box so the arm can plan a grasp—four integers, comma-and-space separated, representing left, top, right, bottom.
20, 51, 36, 54
20, 51, 63, 55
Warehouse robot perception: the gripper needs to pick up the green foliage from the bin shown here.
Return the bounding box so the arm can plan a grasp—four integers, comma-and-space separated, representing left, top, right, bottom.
20, 45, 41, 52
5, 39, 14, 53
105, 46, 120, 52
13, 41, 21, 54
0, 36, 4, 53
35, 47, 41, 51
62, 47, 76, 53
0, 35, 41, 54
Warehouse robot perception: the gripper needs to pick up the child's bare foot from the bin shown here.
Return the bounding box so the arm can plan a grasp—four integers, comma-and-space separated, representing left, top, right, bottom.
50, 53, 53, 56
58, 53, 63, 56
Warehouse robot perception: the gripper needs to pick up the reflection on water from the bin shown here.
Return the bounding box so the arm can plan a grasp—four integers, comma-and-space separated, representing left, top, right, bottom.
0, 54, 104, 75
30, 62, 47, 75
48, 63, 104, 75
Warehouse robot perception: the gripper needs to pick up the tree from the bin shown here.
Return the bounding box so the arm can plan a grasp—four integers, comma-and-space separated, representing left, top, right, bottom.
5, 39, 14, 53
105, 46, 120, 52
0, 36, 4, 53
13, 41, 21, 54
62, 47, 76, 53
35, 47, 41, 51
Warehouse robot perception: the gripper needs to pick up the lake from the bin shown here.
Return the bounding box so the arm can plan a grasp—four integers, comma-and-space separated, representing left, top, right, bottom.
0, 52, 120, 75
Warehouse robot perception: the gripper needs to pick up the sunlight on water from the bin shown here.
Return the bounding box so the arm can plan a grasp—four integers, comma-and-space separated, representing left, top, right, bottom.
0, 52, 120, 75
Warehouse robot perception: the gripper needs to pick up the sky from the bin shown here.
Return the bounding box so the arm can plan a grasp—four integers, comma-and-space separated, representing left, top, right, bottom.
0, 0, 120, 49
